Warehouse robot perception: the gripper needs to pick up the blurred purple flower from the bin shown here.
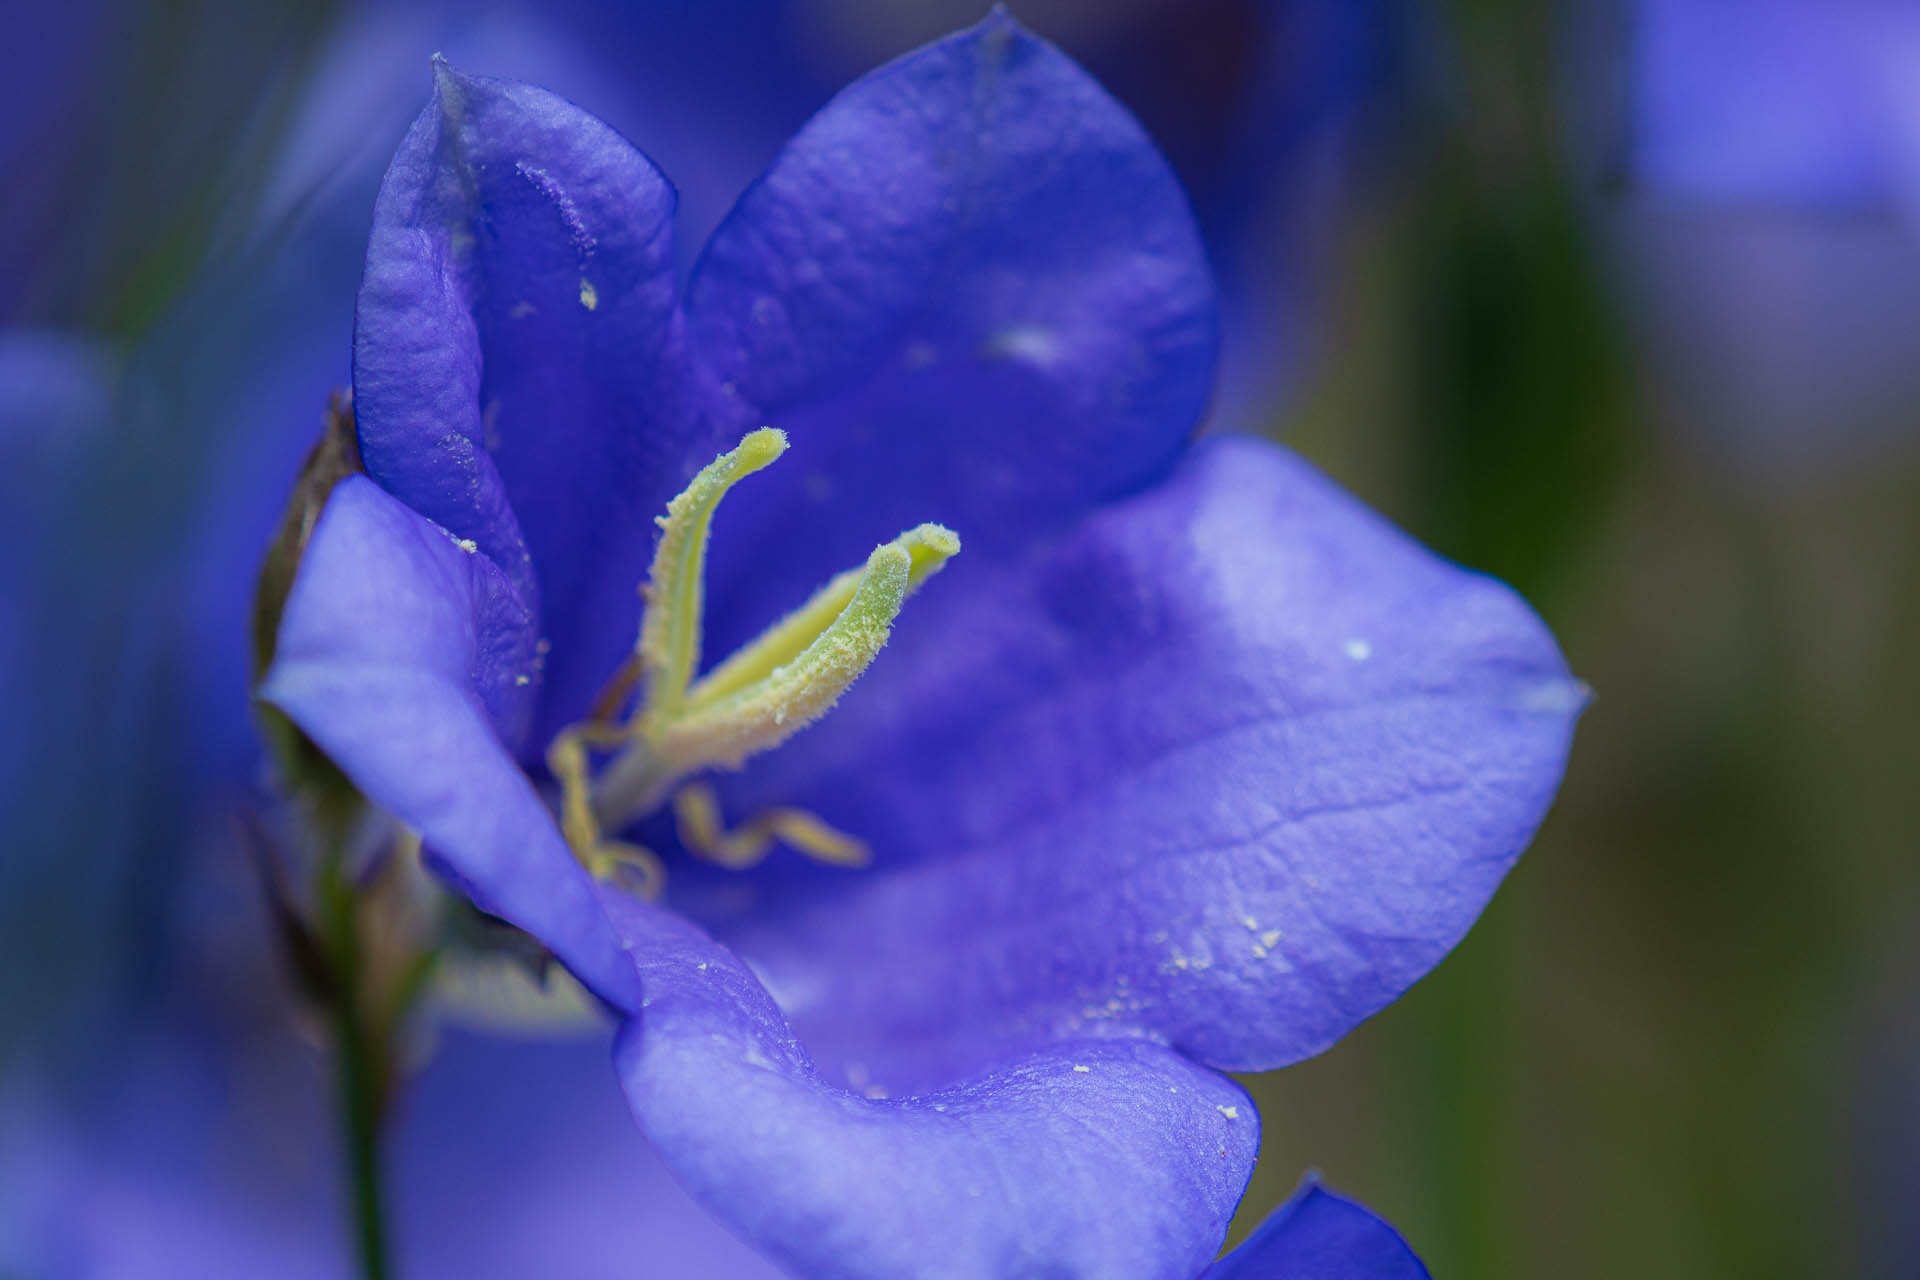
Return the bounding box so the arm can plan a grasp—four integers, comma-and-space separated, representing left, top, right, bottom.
259, 14, 1578, 1275
1609, 0, 1920, 472
2, 1019, 792, 1277
1627, 0, 1920, 212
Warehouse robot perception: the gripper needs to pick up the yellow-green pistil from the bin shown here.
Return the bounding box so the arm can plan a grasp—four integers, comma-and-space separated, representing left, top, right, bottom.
547, 428, 959, 895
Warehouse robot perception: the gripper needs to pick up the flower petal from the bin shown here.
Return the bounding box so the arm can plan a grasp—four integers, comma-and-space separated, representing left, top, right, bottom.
605, 891, 1255, 1280
260, 476, 638, 1009
354, 62, 720, 746
671, 435, 1584, 1090
1203, 1176, 1430, 1279
687, 11, 1215, 656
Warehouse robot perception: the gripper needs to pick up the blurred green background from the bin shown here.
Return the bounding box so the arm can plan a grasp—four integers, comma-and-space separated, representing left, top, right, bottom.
1240, 2, 1920, 1275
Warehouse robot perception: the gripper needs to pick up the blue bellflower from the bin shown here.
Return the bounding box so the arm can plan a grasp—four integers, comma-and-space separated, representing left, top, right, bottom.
261, 14, 1579, 1276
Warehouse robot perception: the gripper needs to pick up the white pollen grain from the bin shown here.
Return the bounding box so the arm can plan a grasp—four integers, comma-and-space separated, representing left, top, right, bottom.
1217, 1105, 1239, 1119
454, 537, 478, 553
1072, 1064, 1091, 1073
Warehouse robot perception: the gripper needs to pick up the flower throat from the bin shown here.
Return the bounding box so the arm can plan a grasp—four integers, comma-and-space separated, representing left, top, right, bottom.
546, 428, 959, 898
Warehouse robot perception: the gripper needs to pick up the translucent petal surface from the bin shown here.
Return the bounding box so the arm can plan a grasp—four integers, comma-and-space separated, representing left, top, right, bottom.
669, 436, 1584, 1091
354, 62, 722, 747
688, 12, 1217, 659
605, 892, 1255, 1280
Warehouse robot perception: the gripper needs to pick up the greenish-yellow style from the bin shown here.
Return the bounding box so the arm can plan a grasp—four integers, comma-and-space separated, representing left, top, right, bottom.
545, 428, 960, 895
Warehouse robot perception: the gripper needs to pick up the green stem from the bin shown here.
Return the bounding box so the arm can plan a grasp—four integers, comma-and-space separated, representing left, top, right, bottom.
334, 990, 390, 1280
319, 861, 391, 1280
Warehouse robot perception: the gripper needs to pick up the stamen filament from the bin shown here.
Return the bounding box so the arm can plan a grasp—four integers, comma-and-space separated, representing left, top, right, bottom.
546, 731, 602, 858
589, 842, 667, 900
547, 726, 667, 899
638, 428, 787, 719
672, 782, 870, 870
586, 652, 641, 725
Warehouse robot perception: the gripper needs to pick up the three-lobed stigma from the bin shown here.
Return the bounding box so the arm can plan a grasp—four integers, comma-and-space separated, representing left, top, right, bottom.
548, 429, 959, 894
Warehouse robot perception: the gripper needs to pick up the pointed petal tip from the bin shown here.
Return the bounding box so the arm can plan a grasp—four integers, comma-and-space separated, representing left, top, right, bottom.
978, 4, 1016, 31
1517, 673, 1592, 719
426, 55, 501, 121
428, 53, 468, 122
969, 4, 1032, 55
